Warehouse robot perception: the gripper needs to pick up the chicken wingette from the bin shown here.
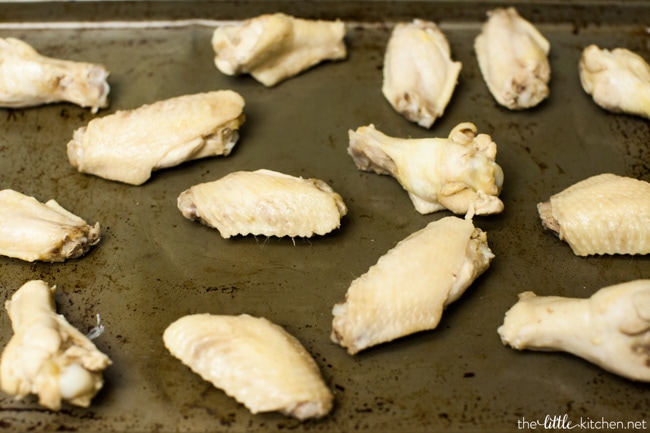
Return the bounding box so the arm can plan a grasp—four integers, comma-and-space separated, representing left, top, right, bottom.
0, 189, 100, 262
67, 91, 245, 185
537, 173, 650, 256
177, 169, 347, 238
332, 216, 494, 355
163, 314, 333, 420
579, 44, 650, 119
474, 7, 550, 109
382, 19, 462, 128
212, 13, 346, 87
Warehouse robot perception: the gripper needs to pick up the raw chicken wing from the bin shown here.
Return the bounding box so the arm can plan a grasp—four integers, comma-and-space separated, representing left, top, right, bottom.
499, 280, 650, 382
163, 314, 333, 420
474, 7, 550, 109
579, 44, 650, 119
212, 13, 347, 87
177, 169, 347, 238
537, 173, 650, 256
0, 280, 111, 410
331, 216, 494, 355
382, 19, 462, 128
0, 37, 109, 112
0, 189, 100, 262
348, 122, 504, 217
67, 91, 245, 185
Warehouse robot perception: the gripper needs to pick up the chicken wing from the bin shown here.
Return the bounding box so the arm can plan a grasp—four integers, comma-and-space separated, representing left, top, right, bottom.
0, 280, 111, 410
212, 13, 347, 87
331, 216, 494, 355
537, 173, 650, 256
579, 44, 650, 119
382, 19, 462, 128
0, 189, 100, 263
498, 280, 650, 382
474, 7, 550, 109
0, 37, 109, 112
67, 90, 245, 185
177, 169, 347, 238
163, 314, 333, 420
348, 122, 504, 217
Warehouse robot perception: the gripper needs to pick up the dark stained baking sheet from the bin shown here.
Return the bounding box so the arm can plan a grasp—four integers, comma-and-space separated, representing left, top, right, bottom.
0, 1, 649, 431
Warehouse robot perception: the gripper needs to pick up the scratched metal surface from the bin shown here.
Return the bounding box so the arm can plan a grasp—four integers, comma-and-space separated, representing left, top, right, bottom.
0, 1, 649, 432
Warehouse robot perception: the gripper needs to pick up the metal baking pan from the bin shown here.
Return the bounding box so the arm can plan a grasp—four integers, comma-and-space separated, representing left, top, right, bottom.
0, 1, 648, 431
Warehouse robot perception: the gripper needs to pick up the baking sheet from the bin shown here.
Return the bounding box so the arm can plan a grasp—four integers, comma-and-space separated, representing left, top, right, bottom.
0, 1, 649, 432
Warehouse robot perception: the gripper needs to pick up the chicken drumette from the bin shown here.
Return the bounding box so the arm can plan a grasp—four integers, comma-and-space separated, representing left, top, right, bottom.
0, 37, 109, 112
499, 280, 650, 382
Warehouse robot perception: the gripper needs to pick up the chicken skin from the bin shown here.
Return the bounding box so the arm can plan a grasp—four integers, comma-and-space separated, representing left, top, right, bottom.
212, 13, 347, 87
348, 122, 504, 217
579, 44, 650, 119
0, 189, 100, 263
474, 7, 550, 109
537, 173, 650, 256
0, 37, 109, 112
177, 169, 347, 238
163, 314, 333, 420
0, 280, 111, 410
332, 216, 494, 355
382, 19, 462, 128
499, 280, 650, 382
67, 91, 245, 185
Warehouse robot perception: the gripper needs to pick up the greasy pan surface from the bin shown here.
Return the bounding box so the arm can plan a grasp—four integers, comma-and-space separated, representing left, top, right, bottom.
0, 1, 648, 431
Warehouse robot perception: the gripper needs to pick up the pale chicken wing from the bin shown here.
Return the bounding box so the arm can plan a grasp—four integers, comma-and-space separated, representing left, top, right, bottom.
67, 91, 245, 185
579, 44, 650, 119
331, 216, 494, 355
348, 122, 504, 217
0, 37, 109, 112
163, 314, 333, 420
177, 169, 347, 238
499, 280, 650, 382
212, 13, 346, 87
474, 7, 550, 109
382, 19, 462, 128
537, 173, 650, 256
0, 280, 111, 410
0, 189, 100, 263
